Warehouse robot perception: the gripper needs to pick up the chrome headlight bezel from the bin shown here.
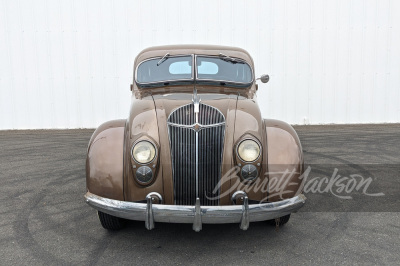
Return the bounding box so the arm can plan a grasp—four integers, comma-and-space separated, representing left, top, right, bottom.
236, 138, 262, 163
131, 140, 157, 165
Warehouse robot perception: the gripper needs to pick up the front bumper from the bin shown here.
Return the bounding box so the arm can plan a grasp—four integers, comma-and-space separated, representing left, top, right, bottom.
84, 191, 306, 231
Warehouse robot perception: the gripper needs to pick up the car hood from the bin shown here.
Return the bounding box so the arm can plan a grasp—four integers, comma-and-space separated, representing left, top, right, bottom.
129, 88, 263, 144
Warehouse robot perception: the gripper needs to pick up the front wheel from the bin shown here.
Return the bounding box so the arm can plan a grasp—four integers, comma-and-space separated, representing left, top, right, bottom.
98, 211, 126, 230
267, 214, 291, 226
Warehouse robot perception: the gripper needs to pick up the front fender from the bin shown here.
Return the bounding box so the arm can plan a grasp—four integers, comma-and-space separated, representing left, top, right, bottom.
264, 119, 304, 201
86, 119, 126, 201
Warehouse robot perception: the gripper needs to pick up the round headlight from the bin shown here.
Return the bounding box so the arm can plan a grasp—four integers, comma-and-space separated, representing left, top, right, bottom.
131, 141, 156, 164
237, 139, 261, 162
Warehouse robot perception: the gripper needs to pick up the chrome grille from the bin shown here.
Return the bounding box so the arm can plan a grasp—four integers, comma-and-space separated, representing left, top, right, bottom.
167, 102, 225, 206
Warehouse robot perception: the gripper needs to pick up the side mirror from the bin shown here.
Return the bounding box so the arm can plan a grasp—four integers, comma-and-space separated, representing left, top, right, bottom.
257, 74, 269, 83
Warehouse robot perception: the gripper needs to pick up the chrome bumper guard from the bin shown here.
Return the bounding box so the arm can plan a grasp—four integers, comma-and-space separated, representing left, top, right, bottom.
85, 191, 306, 232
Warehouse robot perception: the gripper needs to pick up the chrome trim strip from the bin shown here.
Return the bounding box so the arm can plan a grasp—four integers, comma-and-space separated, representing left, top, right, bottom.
167, 122, 225, 130
85, 192, 306, 231
194, 89, 200, 199
193, 88, 201, 115
195, 130, 199, 198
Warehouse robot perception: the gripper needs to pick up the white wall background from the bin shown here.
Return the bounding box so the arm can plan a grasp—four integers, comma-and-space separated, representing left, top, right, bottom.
0, 0, 399, 129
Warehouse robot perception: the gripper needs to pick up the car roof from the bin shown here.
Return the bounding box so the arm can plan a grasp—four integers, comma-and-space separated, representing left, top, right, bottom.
134, 44, 254, 68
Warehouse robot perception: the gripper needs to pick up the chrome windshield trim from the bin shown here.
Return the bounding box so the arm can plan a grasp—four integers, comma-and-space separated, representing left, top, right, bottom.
134, 54, 254, 88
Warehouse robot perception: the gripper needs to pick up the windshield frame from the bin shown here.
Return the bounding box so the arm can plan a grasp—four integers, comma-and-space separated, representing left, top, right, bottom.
135, 54, 195, 88
134, 54, 254, 88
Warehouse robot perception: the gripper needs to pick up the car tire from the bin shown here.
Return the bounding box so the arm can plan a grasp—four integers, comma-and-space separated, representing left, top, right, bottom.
267, 214, 291, 226
98, 211, 126, 230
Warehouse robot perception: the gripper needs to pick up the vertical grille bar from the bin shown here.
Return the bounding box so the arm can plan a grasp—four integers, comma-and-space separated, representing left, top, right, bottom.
168, 103, 225, 206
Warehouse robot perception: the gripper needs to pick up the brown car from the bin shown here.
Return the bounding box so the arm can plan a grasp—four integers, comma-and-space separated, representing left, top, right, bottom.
85, 45, 306, 231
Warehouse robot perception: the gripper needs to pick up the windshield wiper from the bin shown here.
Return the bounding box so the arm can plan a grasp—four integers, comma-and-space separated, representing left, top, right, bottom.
219, 53, 244, 64
157, 53, 170, 66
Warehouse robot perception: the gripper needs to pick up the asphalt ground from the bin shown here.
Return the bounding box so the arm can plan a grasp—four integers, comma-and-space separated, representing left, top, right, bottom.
0, 124, 399, 265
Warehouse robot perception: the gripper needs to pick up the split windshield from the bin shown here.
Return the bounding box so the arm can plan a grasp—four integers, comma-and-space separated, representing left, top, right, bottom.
136, 55, 252, 87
